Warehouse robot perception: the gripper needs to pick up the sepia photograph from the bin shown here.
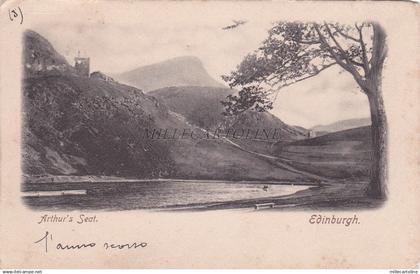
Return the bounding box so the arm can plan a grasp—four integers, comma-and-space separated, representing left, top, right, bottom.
22, 14, 387, 211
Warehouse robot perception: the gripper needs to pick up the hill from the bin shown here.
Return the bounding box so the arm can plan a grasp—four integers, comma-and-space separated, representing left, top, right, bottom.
22, 30, 311, 182
115, 56, 225, 92
22, 75, 177, 177
23, 30, 76, 78
274, 126, 373, 179
150, 86, 232, 129
149, 86, 308, 154
311, 118, 371, 135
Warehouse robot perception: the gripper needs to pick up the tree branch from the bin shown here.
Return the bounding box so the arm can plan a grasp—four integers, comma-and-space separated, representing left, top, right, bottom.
315, 24, 368, 91
348, 59, 365, 67
330, 25, 359, 43
355, 23, 370, 75
267, 61, 337, 90
296, 39, 321, 45
371, 23, 387, 75
324, 23, 365, 71
263, 50, 322, 83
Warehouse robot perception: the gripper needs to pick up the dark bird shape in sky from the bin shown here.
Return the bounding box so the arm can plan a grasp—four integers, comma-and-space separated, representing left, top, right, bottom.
222, 20, 247, 30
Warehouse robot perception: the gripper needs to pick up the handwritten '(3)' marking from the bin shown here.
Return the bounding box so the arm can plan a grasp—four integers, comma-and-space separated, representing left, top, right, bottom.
34, 231, 148, 252
8, 6, 23, 25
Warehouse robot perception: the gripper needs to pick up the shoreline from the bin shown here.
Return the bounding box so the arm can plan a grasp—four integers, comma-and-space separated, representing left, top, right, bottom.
157, 181, 380, 211
22, 176, 325, 190
21, 180, 381, 211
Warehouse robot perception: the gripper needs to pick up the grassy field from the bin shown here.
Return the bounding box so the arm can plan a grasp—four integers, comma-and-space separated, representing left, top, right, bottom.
273, 126, 373, 180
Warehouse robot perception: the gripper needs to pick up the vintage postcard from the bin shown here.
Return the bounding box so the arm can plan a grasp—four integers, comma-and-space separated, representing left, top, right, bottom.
0, 0, 419, 269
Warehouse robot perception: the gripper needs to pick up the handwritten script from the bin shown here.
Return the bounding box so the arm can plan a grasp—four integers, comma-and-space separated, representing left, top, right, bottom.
34, 231, 148, 253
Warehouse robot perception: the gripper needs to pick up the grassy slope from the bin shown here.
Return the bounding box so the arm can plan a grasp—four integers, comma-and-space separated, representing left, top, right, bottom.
274, 126, 373, 180
150, 86, 232, 129
150, 86, 308, 155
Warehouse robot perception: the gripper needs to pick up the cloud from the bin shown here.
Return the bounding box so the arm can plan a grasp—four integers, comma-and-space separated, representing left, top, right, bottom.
270, 68, 370, 128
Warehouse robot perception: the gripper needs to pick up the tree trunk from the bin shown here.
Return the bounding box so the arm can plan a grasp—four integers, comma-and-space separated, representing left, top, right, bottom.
366, 84, 388, 199
364, 23, 388, 199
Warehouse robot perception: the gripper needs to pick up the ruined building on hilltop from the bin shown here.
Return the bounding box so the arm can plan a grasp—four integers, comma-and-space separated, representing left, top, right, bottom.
74, 51, 90, 77
90, 71, 115, 82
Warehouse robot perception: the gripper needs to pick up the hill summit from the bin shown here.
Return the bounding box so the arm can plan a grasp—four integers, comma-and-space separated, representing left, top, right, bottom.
23, 30, 75, 77
115, 56, 225, 92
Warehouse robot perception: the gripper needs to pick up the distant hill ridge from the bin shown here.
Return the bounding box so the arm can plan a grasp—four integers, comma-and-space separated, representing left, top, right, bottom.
311, 118, 371, 135
115, 56, 225, 92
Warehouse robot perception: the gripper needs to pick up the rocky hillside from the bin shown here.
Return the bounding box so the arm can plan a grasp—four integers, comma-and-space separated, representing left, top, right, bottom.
22, 75, 177, 177
22, 30, 311, 182
115, 56, 225, 92
23, 30, 75, 78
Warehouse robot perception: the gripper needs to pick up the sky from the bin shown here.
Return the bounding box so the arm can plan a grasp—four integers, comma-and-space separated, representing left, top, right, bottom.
29, 1, 370, 128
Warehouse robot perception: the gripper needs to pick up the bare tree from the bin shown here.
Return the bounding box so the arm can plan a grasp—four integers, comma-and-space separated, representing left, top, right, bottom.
222, 22, 387, 198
